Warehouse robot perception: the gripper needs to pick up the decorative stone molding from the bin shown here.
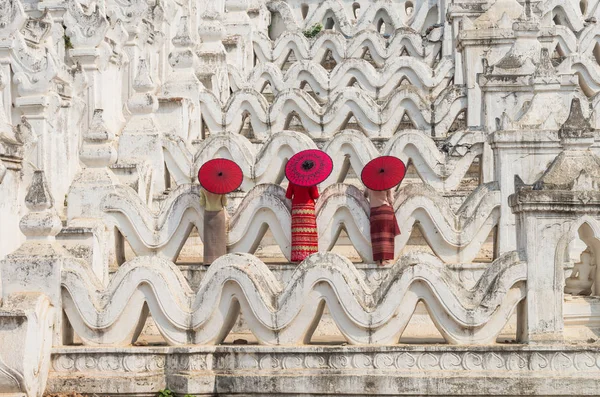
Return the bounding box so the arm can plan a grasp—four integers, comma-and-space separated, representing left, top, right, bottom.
267, 0, 437, 37
99, 179, 499, 262
18, 170, 62, 240
252, 29, 436, 67
48, 345, 600, 395
65, 109, 121, 281
50, 345, 600, 374
510, 98, 600, 343
163, 129, 482, 190
0, 0, 26, 40
60, 251, 525, 346
163, 13, 202, 99
63, 0, 109, 49
192, 84, 467, 139
0, 69, 23, 184
0, 293, 54, 397
10, 34, 60, 98
1, 171, 82, 351
223, 0, 253, 76
117, 58, 167, 195
197, 9, 230, 104
229, 57, 454, 101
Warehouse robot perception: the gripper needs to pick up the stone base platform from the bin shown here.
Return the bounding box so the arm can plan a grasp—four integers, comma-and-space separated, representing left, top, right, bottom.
48, 345, 600, 396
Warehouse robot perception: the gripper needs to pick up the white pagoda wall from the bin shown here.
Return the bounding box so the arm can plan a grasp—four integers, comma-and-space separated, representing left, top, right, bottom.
1, 0, 600, 395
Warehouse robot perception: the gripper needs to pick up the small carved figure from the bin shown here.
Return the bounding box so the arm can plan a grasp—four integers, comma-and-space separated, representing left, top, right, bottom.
565, 250, 596, 296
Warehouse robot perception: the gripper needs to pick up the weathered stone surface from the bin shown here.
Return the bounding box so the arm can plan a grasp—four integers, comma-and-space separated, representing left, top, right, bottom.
1, 0, 600, 395
0, 293, 54, 397
46, 345, 600, 395
58, 251, 525, 346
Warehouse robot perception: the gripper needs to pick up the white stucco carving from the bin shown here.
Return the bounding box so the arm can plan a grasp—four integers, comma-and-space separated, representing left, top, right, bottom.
60, 251, 525, 346
1, 0, 600, 394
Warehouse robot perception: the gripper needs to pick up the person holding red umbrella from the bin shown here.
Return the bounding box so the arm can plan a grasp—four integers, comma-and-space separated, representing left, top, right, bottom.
198, 159, 243, 265
285, 149, 333, 263
361, 156, 406, 266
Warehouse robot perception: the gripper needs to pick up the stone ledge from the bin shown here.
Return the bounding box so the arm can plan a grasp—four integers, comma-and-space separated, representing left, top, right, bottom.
47, 345, 600, 396
509, 191, 600, 213
197, 373, 600, 396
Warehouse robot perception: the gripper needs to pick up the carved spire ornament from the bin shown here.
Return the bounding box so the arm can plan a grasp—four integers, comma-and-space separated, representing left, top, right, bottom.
530, 99, 600, 191
19, 170, 62, 240
163, 12, 202, 97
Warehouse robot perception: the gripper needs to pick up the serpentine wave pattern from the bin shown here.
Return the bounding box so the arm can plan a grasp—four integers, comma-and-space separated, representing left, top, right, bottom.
61, 251, 526, 346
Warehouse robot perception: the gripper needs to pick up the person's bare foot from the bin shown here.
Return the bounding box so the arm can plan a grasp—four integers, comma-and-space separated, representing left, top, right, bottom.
381, 260, 394, 266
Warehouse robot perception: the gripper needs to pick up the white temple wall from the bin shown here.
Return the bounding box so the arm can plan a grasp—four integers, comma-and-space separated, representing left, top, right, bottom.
0, 167, 25, 260
2, 0, 600, 394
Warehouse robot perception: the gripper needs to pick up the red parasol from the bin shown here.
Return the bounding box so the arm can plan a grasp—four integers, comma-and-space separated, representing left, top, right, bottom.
285, 149, 333, 187
198, 158, 243, 194
361, 156, 406, 191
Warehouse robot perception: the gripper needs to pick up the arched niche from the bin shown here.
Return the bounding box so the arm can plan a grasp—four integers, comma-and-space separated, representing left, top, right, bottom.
562, 221, 600, 296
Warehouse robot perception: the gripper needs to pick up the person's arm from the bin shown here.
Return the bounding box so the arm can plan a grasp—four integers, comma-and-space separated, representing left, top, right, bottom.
285, 183, 294, 200
310, 185, 319, 200
199, 189, 206, 207
387, 189, 394, 205
222, 194, 229, 222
